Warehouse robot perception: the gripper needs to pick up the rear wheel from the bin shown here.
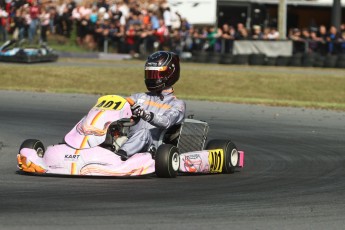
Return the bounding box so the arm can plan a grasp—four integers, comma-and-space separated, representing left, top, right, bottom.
155, 144, 180, 178
206, 139, 238, 174
19, 139, 45, 158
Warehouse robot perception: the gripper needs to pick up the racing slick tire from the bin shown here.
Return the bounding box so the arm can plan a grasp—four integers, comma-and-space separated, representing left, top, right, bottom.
19, 139, 45, 158
206, 140, 238, 174
155, 144, 180, 178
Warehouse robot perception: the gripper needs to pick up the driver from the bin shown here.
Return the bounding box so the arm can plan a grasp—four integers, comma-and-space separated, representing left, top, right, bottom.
116, 51, 186, 160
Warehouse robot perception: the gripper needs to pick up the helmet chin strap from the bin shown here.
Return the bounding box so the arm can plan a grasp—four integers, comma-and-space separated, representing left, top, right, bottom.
154, 89, 164, 101
159, 94, 164, 101
154, 82, 166, 100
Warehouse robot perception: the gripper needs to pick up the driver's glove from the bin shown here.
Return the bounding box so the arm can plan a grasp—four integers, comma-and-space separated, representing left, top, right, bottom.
131, 103, 153, 122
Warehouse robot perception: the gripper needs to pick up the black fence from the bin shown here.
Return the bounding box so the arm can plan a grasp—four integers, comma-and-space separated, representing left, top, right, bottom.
101, 34, 345, 68
190, 52, 345, 68
185, 39, 345, 68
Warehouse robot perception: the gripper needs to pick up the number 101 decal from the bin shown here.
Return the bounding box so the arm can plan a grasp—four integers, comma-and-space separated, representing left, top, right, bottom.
208, 149, 224, 173
94, 95, 127, 111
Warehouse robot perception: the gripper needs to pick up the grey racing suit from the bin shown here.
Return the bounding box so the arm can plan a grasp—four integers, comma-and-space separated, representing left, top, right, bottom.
120, 88, 186, 156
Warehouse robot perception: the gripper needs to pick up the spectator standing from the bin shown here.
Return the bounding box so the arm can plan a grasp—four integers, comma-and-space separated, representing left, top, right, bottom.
112, 19, 125, 52
40, 7, 50, 43
170, 10, 181, 30
89, 5, 98, 25
141, 9, 150, 26
317, 25, 328, 55
220, 23, 235, 53
48, 6, 57, 34
162, 6, 171, 32
57, 0, 75, 38
23, 4, 31, 37
0, 6, 8, 41
83, 6, 97, 50
318, 25, 328, 40
301, 28, 310, 40
340, 31, 345, 54
65, 0, 76, 37
28, 0, 40, 44
327, 26, 342, 54
262, 27, 270, 40
154, 18, 168, 49
267, 27, 279, 40
12, 7, 26, 40
234, 23, 245, 40
139, 22, 155, 53
125, 23, 136, 56
179, 21, 192, 52
96, 0, 109, 12
94, 15, 111, 51
72, 5, 82, 45
205, 26, 220, 52
251, 25, 264, 40
110, 3, 123, 22
149, 10, 159, 30
309, 30, 323, 53
117, 0, 129, 26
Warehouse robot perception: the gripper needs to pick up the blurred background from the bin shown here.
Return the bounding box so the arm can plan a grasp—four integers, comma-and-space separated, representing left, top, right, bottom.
0, 0, 344, 67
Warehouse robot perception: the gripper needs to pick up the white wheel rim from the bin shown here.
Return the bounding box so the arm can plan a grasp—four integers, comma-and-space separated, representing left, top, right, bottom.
171, 152, 180, 171
230, 149, 239, 167
37, 147, 44, 158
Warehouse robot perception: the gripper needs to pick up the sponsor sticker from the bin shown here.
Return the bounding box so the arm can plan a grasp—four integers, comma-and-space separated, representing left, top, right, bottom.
183, 154, 203, 173
186, 154, 200, 160
145, 66, 167, 71
64, 154, 81, 162
208, 149, 224, 173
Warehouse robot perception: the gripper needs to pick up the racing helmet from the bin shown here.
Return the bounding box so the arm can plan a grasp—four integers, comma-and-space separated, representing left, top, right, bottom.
144, 51, 180, 92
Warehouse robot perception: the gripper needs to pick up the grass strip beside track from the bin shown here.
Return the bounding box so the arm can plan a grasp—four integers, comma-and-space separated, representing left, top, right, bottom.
1, 59, 345, 111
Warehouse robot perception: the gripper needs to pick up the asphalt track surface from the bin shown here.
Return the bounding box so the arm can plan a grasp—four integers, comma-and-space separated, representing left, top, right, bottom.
0, 90, 344, 230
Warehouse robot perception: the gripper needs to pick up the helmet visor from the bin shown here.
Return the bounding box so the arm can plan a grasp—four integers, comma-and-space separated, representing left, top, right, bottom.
145, 66, 168, 80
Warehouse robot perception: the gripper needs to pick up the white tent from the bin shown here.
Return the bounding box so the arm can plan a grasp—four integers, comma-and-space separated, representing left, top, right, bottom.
222, 0, 345, 7
168, 0, 217, 25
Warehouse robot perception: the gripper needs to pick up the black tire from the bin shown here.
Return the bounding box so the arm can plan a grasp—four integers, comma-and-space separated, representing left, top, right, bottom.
219, 54, 234, 64
276, 56, 290, 66
265, 57, 277, 66
155, 144, 180, 178
336, 59, 345, 68
302, 53, 317, 67
206, 139, 238, 174
289, 54, 303, 66
313, 55, 325, 67
323, 55, 338, 68
19, 139, 45, 158
192, 51, 208, 63
249, 54, 266, 65
233, 55, 249, 65
206, 53, 221, 64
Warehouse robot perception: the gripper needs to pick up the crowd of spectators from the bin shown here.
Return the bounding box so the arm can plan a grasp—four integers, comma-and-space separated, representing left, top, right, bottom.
288, 24, 345, 55
1, 0, 345, 56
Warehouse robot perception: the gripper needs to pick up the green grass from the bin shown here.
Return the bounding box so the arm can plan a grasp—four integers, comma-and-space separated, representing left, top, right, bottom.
1, 58, 345, 110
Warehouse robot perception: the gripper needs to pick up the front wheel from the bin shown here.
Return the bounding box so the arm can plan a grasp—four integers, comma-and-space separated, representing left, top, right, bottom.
206, 139, 238, 174
19, 139, 45, 158
155, 144, 180, 178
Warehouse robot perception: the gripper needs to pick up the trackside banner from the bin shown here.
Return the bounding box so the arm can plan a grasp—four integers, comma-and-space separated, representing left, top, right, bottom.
233, 40, 293, 57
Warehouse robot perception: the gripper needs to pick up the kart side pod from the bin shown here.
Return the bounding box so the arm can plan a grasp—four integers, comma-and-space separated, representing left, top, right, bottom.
178, 141, 244, 174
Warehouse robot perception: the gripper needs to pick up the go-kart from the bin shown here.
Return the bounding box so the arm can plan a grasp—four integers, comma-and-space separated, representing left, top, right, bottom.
17, 95, 244, 178
0, 40, 58, 63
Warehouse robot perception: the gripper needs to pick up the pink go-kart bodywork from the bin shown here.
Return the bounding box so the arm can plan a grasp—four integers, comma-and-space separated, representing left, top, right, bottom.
17, 95, 244, 178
